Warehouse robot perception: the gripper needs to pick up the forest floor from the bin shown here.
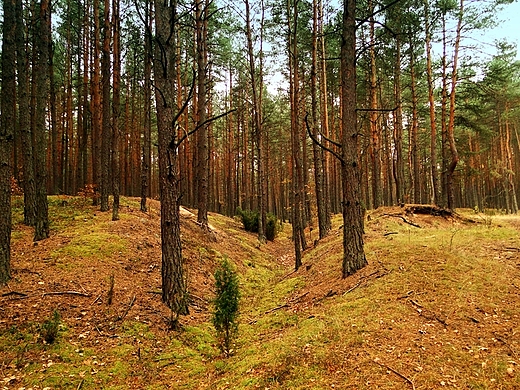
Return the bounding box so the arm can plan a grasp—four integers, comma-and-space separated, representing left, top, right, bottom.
1, 196, 520, 389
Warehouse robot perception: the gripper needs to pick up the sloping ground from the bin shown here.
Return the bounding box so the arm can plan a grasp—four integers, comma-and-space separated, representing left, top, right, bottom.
1, 199, 520, 389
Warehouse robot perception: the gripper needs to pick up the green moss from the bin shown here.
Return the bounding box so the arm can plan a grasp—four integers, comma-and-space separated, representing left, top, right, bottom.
52, 232, 128, 261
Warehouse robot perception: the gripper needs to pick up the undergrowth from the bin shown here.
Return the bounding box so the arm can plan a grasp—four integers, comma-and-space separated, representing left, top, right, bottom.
2, 199, 520, 389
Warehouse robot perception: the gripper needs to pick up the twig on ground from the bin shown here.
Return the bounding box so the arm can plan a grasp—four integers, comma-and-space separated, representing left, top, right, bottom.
373, 359, 416, 390
290, 291, 309, 303
117, 295, 136, 321
76, 379, 84, 390
343, 282, 361, 295
409, 299, 423, 308
382, 213, 421, 228
494, 333, 519, 358
264, 303, 289, 314
397, 290, 414, 299
43, 291, 91, 297
280, 269, 298, 281
90, 293, 103, 305
1, 291, 28, 298
384, 232, 398, 236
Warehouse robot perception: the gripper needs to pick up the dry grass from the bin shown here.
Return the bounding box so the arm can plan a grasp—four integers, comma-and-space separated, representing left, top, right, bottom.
1, 199, 519, 389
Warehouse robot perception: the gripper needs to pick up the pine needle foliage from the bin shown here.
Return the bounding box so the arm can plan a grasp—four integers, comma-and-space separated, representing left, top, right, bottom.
212, 257, 240, 357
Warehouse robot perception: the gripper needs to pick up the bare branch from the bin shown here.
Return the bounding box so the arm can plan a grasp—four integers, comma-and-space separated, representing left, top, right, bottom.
304, 113, 344, 163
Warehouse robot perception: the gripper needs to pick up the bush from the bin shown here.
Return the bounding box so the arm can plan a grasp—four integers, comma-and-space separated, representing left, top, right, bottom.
265, 214, 281, 241
236, 207, 259, 233
40, 310, 60, 344
236, 208, 280, 241
212, 258, 240, 357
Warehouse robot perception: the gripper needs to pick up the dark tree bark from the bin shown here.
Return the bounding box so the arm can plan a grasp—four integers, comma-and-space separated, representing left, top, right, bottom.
310, 0, 330, 239
140, 0, 152, 213
287, 0, 307, 270
393, 35, 405, 205
91, 0, 101, 205
446, 0, 463, 210
368, 0, 381, 209
33, 0, 51, 241
340, 0, 367, 277
16, 0, 35, 226
195, 0, 209, 230
424, 0, 439, 205
409, 36, 420, 204
100, 0, 111, 212
111, 0, 120, 221
0, 0, 16, 285
153, 0, 189, 320
245, 0, 266, 242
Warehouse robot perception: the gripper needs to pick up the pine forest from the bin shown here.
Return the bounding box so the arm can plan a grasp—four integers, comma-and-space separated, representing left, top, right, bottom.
1, 0, 520, 388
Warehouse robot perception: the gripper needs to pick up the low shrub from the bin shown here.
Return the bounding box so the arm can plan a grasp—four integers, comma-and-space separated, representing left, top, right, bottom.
236, 207, 280, 241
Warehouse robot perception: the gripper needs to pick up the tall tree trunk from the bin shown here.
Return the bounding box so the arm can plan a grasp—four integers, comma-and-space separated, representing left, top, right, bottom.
195, 0, 209, 229
100, 0, 111, 212
318, 0, 332, 229
369, 0, 381, 208
424, 0, 439, 205
446, 0, 463, 210
91, 0, 101, 205
409, 37, 420, 203
141, 0, 152, 212
393, 35, 405, 204
310, 0, 330, 239
0, 0, 16, 284
33, 0, 50, 241
245, 0, 266, 242
16, 0, 36, 226
112, 0, 120, 221
153, 0, 189, 320
440, 11, 449, 208
340, 0, 367, 277
49, 16, 58, 194
287, 0, 307, 270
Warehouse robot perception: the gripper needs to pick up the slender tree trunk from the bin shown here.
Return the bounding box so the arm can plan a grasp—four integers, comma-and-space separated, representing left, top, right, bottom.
340, 0, 367, 277
80, 0, 90, 188
245, 0, 266, 242
409, 37, 420, 204
91, 0, 101, 204
424, 0, 439, 205
310, 0, 330, 239
16, 0, 36, 225
440, 12, 449, 208
33, 0, 50, 241
141, 0, 152, 212
446, 0, 463, 210
318, 0, 332, 229
49, 16, 58, 194
195, 0, 209, 229
0, 0, 16, 284
111, 0, 120, 221
287, 0, 307, 270
369, 0, 381, 208
100, 0, 111, 212
393, 36, 405, 205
